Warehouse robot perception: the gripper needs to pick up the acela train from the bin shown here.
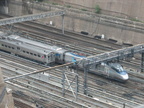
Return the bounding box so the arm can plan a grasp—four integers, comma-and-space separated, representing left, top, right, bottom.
0, 33, 129, 81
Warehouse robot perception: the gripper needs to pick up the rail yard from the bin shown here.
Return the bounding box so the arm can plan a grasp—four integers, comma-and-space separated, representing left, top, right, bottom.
0, 2, 144, 108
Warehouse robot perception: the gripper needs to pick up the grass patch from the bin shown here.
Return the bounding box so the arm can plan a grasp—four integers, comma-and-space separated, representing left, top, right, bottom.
130, 18, 141, 22
66, 5, 71, 8
95, 5, 101, 14
81, 8, 88, 11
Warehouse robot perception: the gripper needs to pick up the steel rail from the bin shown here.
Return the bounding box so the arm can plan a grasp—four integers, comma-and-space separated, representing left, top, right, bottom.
4, 71, 117, 108
2, 60, 141, 107
0, 87, 6, 103
4, 62, 73, 81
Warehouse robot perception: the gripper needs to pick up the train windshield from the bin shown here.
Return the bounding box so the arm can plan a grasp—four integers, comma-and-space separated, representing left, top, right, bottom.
109, 63, 124, 72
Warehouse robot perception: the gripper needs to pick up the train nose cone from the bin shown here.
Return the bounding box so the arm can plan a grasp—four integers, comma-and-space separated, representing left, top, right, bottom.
122, 74, 129, 80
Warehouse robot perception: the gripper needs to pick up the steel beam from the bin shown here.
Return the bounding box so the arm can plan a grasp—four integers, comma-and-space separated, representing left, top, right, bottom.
141, 52, 144, 72
4, 62, 72, 81
0, 10, 65, 26
62, 68, 65, 96
75, 64, 79, 100
81, 44, 144, 66
83, 65, 89, 95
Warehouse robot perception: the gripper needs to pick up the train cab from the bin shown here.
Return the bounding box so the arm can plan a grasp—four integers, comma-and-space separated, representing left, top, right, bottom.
108, 63, 129, 81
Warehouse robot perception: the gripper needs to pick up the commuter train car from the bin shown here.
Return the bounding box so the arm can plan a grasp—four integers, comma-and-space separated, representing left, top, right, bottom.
5, 35, 67, 64
0, 34, 129, 81
0, 35, 55, 64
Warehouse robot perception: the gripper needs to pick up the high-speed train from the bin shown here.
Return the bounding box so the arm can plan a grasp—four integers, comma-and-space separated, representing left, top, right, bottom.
0, 33, 129, 81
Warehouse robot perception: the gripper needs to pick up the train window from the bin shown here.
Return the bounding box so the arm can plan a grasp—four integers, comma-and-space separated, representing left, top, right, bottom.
2, 44, 4, 46
44, 55, 46, 58
17, 47, 20, 50
8, 46, 11, 48
30, 53, 33, 55
34, 54, 37, 56
5, 45, 7, 47
27, 52, 29, 54
23, 51, 25, 53
38, 55, 40, 57
12, 47, 14, 49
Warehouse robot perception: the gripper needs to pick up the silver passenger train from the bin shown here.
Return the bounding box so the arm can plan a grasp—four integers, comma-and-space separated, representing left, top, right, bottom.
0, 33, 129, 81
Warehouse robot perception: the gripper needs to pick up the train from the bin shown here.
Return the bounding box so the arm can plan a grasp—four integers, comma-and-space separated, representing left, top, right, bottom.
0, 33, 129, 81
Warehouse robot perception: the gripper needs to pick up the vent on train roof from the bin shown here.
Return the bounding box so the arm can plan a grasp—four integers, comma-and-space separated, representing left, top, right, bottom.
16, 42, 23, 45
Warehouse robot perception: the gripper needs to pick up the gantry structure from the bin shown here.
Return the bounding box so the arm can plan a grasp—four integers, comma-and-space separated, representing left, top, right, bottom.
0, 10, 65, 33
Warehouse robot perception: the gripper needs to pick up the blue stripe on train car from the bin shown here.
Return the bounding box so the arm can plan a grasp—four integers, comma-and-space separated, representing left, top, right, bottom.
72, 57, 76, 62
55, 53, 60, 56
69, 52, 85, 58
72, 57, 76, 64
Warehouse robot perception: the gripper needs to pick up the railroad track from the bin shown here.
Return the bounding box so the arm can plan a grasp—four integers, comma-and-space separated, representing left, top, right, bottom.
20, 21, 122, 48
13, 91, 62, 108
1, 62, 138, 107
1, 51, 143, 107
2, 59, 119, 108
0, 37, 143, 107
0, 13, 144, 107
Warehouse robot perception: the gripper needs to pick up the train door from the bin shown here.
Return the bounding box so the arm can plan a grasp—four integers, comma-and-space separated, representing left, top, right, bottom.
51, 52, 55, 63
99, 63, 109, 77
105, 66, 109, 77
16, 47, 21, 54
46, 53, 55, 64
43, 54, 47, 63
100, 65, 105, 75
13, 45, 21, 55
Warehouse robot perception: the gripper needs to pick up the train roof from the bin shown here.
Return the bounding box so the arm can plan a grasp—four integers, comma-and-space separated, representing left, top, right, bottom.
66, 52, 86, 59
0, 31, 7, 37
7, 35, 67, 53
1, 38, 53, 55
